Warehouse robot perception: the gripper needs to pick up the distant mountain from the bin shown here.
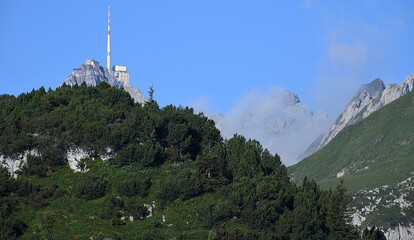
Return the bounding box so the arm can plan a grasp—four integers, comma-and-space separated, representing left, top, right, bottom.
289, 90, 414, 240
207, 89, 330, 166
306, 74, 414, 157
63, 59, 147, 104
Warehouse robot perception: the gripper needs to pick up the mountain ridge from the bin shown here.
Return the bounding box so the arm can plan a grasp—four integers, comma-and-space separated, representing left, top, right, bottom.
305, 73, 414, 158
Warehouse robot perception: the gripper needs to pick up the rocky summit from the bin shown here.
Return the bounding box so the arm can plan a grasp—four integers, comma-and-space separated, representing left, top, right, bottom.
305, 73, 414, 157
63, 59, 147, 104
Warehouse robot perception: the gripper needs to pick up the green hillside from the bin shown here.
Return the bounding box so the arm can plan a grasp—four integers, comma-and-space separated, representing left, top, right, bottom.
289, 90, 414, 229
0, 83, 369, 240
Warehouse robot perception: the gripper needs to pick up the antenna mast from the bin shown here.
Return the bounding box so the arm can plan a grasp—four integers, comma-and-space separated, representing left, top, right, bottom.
107, 5, 111, 72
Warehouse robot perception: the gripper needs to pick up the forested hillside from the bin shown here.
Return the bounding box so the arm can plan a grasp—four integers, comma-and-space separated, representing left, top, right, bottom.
0, 83, 376, 239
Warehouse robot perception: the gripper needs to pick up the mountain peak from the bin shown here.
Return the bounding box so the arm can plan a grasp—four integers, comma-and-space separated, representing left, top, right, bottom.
63, 59, 147, 104
356, 78, 385, 98
280, 90, 301, 106
312, 73, 414, 153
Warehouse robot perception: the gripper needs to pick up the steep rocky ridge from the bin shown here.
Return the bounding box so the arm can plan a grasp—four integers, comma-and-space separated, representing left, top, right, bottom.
312, 74, 414, 154
63, 59, 147, 104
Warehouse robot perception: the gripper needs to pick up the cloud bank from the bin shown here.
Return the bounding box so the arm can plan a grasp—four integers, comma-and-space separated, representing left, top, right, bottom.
193, 87, 331, 166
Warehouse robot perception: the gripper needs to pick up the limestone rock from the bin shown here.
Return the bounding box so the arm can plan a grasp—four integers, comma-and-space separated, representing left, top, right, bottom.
316, 73, 414, 152
63, 59, 147, 104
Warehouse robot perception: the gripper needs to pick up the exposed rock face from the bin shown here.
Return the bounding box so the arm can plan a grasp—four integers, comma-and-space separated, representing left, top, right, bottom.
207, 89, 330, 166
63, 59, 147, 104
315, 73, 414, 152
0, 149, 40, 177
66, 147, 115, 172
1, 147, 115, 176
350, 172, 414, 240
385, 224, 414, 240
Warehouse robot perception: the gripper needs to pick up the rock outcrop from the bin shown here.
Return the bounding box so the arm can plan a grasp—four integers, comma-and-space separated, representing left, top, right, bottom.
63, 59, 147, 104
0, 150, 40, 177
315, 73, 414, 152
350, 172, 414, 240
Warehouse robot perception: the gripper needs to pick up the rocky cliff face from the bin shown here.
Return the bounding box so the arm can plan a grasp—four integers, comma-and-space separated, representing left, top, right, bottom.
351, 173, 414, 240
315, 73, 414, 152
207, 89, 331, 166
63, 59, 147, 104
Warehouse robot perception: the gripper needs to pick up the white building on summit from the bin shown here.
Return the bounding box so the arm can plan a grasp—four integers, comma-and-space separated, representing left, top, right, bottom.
112, 65, 130, 86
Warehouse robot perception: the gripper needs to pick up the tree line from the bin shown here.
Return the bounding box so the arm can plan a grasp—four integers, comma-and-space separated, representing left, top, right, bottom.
0, 83, 386, 239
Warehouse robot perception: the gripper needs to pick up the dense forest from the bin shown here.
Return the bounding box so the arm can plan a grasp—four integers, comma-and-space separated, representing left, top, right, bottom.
0, 83, 385, 239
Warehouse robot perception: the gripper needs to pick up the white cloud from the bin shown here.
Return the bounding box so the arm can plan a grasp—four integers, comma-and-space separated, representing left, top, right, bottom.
190, 95, 217, 114
192, 87, 331, 166
329, 42, 367, 68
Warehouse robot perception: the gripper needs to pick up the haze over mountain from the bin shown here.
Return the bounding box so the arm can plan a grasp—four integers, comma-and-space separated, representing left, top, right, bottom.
197, 87, 331, 166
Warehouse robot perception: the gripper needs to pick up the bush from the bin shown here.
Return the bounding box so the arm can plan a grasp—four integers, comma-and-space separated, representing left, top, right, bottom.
197, 201, 237, 228
75, 174, 107, 200
124, 198, 149, 220
117, 177, 151, 197
0, 167, 16, 196
156, 168, 203, 201
0, 198, 26, 239
100, 196, 124, 219
20, 155, 48, 177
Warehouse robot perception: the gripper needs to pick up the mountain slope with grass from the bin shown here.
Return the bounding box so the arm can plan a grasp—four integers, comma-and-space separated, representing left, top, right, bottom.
0, 83, 368, 240
302, 73, 414, 160
289, 89, 414, 240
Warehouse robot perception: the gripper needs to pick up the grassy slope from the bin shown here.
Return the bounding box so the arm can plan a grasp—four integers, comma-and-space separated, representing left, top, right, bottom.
17, 162, 224, 239
289, 90, 414, 193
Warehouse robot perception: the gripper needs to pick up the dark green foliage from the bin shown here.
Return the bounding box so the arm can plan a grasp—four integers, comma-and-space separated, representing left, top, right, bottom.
110, 140, 163, 167
289, 177, 328, 239
123, 198, 149, 219
0, 85, 365, 239
117, 177, 151, 197
360, 226, 387, 240
0, 167, 15, 196
26, 184, 62, 208
157, 167, 203, 201
0, 198, 26, 240
100, 195, 124, 219
20, 155, 48, 177
196, 201, 237, 228
0, 167, 26, 239
75, 173, 107, 200
214, 229, 258, 240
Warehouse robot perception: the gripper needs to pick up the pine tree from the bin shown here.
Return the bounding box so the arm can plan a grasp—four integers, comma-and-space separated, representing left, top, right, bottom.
326, 179, 357, 239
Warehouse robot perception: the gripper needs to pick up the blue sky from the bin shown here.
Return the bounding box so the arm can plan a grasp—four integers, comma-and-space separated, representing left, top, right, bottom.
1, 0, 413, 117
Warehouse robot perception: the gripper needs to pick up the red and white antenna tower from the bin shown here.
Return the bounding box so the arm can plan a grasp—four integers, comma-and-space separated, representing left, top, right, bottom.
107, 5, 111, 72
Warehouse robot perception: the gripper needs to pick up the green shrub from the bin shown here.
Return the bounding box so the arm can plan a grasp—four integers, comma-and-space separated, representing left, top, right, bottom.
156, 168, 203, 201
117, 177, 151, 197
75, 174, 107, 200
